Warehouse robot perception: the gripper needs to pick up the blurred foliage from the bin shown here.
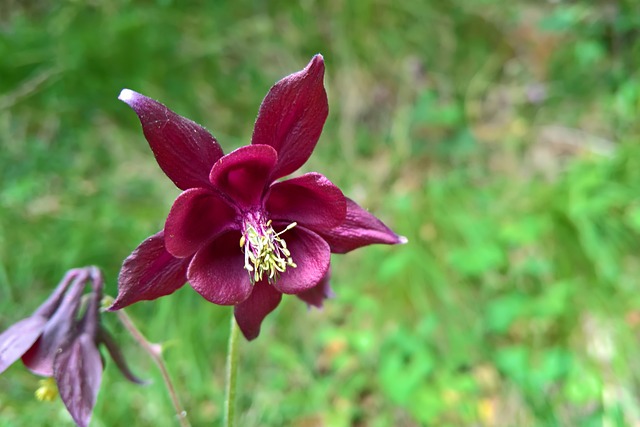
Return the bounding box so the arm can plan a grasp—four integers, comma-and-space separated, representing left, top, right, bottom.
1, 0, 640, 426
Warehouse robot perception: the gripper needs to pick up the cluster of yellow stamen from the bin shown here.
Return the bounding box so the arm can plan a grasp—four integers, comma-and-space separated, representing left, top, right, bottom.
240, 219, 297, 284
35, 378, 58, 402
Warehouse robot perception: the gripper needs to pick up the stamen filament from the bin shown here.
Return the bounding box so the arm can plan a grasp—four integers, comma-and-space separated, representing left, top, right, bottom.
240, 218, 297, 284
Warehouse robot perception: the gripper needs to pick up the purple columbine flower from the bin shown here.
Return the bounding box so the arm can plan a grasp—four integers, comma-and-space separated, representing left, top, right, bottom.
110, 55, 406, 339
0, 267, 142, 427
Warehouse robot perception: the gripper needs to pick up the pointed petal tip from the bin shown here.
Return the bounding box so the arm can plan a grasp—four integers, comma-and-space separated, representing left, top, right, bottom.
105, 302, 120, 312
308, 54, 325, 76
118, 88, 137, 104
105, 294, 133, 311
398, 235, 408, 245
106, 293, 130, 311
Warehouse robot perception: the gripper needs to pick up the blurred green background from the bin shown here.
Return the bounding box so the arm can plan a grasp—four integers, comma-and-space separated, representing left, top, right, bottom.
2, 1, 640, 426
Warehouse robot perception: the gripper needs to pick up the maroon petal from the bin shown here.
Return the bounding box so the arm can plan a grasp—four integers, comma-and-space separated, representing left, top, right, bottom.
251, 55, 328, 180
22, 276, 87, 376
0, 316, 48, 374
209, 145, 277, 208
165, 188, 238, 258
272, 226, 330, 295
234, 281, 283, 340
318, 198, 407, 254
119, 89, 223, 190
187, 231, 253, 305
109, 231, 188, 311
296, 270, 334, 309
54, 333, 103, 427
266, 172, 346, 231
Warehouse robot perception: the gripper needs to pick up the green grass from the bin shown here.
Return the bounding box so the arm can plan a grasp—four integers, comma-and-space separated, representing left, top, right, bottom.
2, 1, 640, 425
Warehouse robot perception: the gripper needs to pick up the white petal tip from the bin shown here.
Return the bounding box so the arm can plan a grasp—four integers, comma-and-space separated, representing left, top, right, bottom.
118, 88, 136, 103
398, 236, 408, 244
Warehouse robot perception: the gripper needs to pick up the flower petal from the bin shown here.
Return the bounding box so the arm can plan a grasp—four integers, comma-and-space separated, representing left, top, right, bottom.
32, 269, 83, 318
109, 231, 188, 311
119, 89, 224, 190
98, 328, 148, 385
296, 270, 334, 309
187, 231, 252, 305
234, 281, 282, 340
318, 198, 407, 254
266, 172, 346, 231
54, 333, 103, 427
0, 269, 83, 374
251, 55, 328, 180
209, 145, 277, 208
22, 275, 87, 376
165, 188, 238, 258
0, 316, 48, 374
272, 226, 330, 295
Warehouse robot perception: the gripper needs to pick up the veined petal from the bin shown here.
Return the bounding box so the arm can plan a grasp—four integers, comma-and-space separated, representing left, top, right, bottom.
209, 145, 277, 208
165, 188, 238, 258
54, 333, 103, 427
119, 89, 223, 190
109, 231, 188, 311
187, 231, 253, 305
234, 281, 282, 340
272, 226, 330, 295
251, 55, 328, 180
318, 198, 407, 254
32, 269, 84, 318
0, 268, 83, 374
296, 270, 334, 309
22, 275, 87, 377
0, 316, 48, 374
266, 172, 346, 231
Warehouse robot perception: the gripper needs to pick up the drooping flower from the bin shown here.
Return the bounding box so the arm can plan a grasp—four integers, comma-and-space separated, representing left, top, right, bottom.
0, 267, 143, 427
110, 55, 406, 339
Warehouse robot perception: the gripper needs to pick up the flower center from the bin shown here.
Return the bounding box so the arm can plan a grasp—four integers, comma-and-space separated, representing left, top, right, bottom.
240, 213, 297, 284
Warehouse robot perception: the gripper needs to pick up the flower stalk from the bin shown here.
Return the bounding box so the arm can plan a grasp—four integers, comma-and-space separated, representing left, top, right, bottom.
223, 312, 240, 427
114, 307, 190, 427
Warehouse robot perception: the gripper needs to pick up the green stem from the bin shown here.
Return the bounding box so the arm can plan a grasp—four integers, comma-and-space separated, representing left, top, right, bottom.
223, 311, 240, 427
115, 308, 191, 427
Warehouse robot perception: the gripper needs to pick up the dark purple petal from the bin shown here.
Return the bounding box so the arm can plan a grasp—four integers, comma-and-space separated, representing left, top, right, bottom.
209, 145, 277, 208
296, 270, 334, 308
32, 269, 83, 318
0, 269, 86, 374
109, 231, 188, 311
251, 55, 328, 180
187, 231, 252, 305
272, 226, 330, 295
119, 89, 224, 190
165, 188, 238, 258
98, 328, 148, 385
54, 333, 103, 427
0, 316, 48, 374
22, 275, 87, 376
234, 281, 283, 340
318, 198, 407, 254
266, 172, 346, 231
